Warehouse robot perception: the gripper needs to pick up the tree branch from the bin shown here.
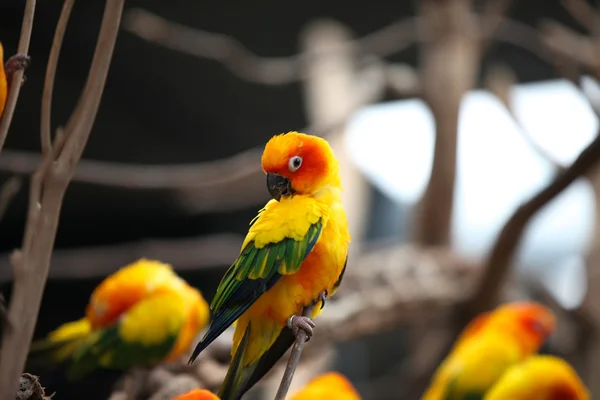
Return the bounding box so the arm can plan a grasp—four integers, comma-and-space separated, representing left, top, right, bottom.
274, 304, 315, 400
0, 176, 21, 222
465, 129, 600, 318
0, 0, 35, 155
0, 0, 124, 398
121, 7, 418, 85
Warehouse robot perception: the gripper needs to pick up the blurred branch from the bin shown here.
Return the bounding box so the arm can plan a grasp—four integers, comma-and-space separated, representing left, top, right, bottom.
465, 129, 600, 318
122, 8, 418, 85
0, 0, 35, 154
562, 0, 600, 35
413, 0, 480, 246
0, 233, 243, 282
0, 177, 21, 222
0, 0, 123, 398
484, 63, 566, 171
0, 110, 368, 215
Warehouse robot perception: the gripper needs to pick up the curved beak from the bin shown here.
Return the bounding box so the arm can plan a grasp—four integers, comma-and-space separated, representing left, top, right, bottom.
266, 173, 293, 201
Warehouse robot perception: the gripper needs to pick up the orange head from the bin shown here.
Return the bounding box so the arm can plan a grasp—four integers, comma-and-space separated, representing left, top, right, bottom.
486, 301, 557, 355
290, 372, 362, 400
261, 132, 341, 201
172, 389, 220, 400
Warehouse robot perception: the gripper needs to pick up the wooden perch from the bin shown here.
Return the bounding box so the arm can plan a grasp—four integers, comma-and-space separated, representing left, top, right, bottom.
0, 0, 124, 398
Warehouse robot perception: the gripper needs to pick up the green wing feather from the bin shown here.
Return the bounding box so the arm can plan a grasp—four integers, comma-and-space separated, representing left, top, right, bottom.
188, 219, 323, 363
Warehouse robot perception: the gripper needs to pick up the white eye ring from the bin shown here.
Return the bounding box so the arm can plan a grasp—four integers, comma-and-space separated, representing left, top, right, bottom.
288, 156, 303, 172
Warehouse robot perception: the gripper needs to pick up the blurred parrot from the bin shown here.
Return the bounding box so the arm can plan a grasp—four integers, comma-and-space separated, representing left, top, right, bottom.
27, 258, 210, 380
421, 301, 557, 400
188, 131, 351, 400
483, 355, 589, 400
0, 42, 30, 117
172, 389, 221, 400
289, 372, 362, 400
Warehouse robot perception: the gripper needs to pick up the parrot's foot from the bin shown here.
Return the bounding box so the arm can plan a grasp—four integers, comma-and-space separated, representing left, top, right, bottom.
5, 53, 30, 87
288, 315, 316, 341
315, 289, 328, 309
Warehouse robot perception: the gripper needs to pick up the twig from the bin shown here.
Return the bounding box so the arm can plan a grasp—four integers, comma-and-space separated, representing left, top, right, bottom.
274, 304, 315, 400
0, 176, 21, 221
0, 0, 35, 154
465, 128, 600, 318
562, 0, 600, 35
41, 0, 74, 156
0, 0, 124, 398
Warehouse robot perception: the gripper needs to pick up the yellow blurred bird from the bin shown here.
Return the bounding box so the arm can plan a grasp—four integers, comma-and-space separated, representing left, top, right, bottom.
483, 355, 589, 400
422, 301, 557, 400
27, 259, 210, 380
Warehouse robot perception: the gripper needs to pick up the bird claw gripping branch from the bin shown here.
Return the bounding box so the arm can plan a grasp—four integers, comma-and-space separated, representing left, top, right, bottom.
286, 289, 329, 342
5, 53, 30, 87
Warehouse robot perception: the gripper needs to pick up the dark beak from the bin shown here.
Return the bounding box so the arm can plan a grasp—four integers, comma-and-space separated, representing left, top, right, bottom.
266, 173, 293, 201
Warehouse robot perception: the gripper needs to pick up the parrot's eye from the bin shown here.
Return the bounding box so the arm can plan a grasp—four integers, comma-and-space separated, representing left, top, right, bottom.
288, 156, 303, 172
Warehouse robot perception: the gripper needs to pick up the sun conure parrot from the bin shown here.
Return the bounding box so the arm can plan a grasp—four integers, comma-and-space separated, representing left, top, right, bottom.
421, 301, 557, 400
483, 355, 589, 400
289, 372, 362, 400
0, 42, 30, 117
172, 389, 221, 400
188, 131, 351, 400
27, 258, 210, 380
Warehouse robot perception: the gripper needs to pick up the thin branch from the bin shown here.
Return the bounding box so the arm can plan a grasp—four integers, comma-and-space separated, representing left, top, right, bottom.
274, 304, 315, 400
0, 115, 354, 215
562, 0, 600, 35
0, 0, 35, 154
465, 128, 600, 318
0, 0, 124, 398
122, 8, 418, 85
41, 0, 74, 156
0, 176, 21, 221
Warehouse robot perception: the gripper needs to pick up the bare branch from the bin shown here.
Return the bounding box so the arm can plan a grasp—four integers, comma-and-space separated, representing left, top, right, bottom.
274, 304, 315, 400
41, 0, 74, 156
484, 63, 565, 171
0, 0, 35, 154
479, 0, 515, 52
0, 233, 243, 282
0, 0, 124, 398
122, 8, 418, 85
465, 129, 600, 318
562, 0, 600, 35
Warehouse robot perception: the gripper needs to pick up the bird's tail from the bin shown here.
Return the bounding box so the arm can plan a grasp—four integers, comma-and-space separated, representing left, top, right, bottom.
218, 321, 295, 400
27, 317, 91, 372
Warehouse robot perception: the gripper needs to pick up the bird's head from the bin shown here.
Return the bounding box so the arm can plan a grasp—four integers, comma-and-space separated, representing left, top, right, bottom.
491, 301, 557, 355
261, 131, 340, 201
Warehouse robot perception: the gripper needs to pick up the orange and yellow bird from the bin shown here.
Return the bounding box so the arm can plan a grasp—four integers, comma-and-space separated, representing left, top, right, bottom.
289, 372, 362, 400
172, 389, 221, 400
421, 301, 557, 400
0, 42, 29, 117
484, 355, 589, 400
27, 259, 210, 380
188, 132, 351, 400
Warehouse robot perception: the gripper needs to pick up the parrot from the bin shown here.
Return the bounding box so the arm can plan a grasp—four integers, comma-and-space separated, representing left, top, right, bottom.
483, 355, 589, 400
421, 301, 557, 400
172, 389, 221, 400
0, 42, 30, 117
27, 258, 210, 381
289, 371, 362, 400
187, 131, 351, 400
